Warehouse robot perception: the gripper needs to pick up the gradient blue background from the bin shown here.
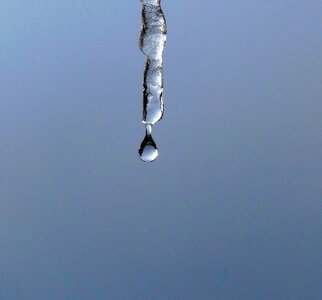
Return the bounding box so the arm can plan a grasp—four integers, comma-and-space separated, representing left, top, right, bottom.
1, 1, 322, 299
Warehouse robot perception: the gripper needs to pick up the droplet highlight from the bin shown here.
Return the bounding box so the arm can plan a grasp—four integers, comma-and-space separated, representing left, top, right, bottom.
138, 126, 159, 163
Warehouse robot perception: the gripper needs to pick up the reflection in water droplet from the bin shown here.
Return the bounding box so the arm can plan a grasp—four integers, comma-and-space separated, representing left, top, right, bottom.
138, 127, 159, 162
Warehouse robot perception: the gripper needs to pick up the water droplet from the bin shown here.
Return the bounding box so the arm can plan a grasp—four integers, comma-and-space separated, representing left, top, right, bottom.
145, 124, 152, 135
138, 127, 159, 162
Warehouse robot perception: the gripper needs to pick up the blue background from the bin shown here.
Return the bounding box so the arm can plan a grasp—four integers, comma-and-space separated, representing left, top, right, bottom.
1, 1, 322, 299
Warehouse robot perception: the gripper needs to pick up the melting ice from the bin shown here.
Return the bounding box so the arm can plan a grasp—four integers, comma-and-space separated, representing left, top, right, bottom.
138, 0, 167, 162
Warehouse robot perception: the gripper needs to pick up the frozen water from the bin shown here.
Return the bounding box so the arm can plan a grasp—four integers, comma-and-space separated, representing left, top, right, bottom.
139, 0, 167, 61
140, 0, 167, 125
138, 0, 167, 162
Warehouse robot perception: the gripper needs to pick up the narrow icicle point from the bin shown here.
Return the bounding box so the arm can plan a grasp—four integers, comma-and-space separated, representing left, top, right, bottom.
142, 59, 164, 125
138, 125, 159, 162
138, 0, 167, 162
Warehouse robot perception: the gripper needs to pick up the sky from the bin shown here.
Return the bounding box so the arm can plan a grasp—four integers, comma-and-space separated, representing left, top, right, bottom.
0, 1, 322, 299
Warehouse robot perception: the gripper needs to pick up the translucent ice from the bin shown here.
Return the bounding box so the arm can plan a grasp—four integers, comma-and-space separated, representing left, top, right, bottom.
138, 0, 167, 162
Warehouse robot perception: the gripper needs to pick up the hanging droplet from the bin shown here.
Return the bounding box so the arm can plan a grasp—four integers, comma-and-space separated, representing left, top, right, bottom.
138, 125, 159, 162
